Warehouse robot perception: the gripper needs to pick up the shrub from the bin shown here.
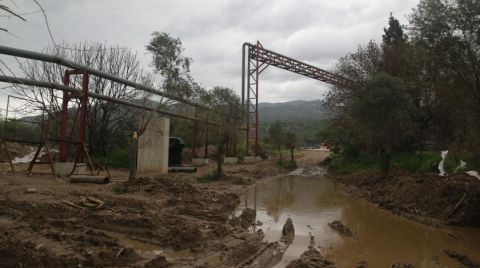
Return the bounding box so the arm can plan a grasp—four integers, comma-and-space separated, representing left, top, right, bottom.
196, 171, 220, 183
277, 159, 297, 169
391, 152, 440, 173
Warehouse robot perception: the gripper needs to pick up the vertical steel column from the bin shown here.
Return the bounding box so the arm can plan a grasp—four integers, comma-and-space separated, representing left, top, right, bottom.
78, 69, 89, 162
245, 47, 251, 156
204, 115, 208, 159
254, 41, 260, 157
4, 95, 10, 136
192, 108, 198, 158
241, 43, 246, 106
59, 70, 70, 162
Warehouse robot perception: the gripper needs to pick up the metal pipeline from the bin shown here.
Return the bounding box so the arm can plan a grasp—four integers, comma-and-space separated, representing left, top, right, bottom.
0, 45, 236, 118
0, 75, 219, 125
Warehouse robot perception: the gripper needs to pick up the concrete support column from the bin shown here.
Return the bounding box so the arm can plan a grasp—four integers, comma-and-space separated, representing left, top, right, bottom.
137, 117, 170, 174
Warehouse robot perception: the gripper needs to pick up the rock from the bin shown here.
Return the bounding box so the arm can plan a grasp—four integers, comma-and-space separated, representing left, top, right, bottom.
357, 260, 368, 268
390, 262, 414, 268
230, 208, 256, 229
144, 255, 172, 268
281, 218, 295, 244
328, 220, 354, 238
25, 188, 38, 194
444, 249, 480, 268
286, 249, 335, 268
115, 247, 143, 262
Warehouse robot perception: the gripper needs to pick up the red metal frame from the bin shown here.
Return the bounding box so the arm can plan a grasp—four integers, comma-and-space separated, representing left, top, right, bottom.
243, 41, 351, 156
59, 69, 89, 163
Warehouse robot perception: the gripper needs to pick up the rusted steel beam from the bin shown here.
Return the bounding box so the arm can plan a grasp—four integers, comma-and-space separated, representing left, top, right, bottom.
244, 43, 351, 87
60, 70, 70, 162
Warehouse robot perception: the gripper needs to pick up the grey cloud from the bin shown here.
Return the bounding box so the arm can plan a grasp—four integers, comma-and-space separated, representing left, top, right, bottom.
1, 0, 419, 106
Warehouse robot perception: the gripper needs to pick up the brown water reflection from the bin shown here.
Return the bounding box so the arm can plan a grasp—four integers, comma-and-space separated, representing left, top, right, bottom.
238, 174, 480, 268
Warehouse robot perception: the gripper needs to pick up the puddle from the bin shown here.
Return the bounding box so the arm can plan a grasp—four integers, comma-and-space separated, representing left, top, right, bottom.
238, 173, 480, 267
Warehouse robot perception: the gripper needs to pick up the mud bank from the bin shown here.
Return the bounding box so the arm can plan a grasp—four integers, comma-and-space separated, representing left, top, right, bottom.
0, 175, 293, 267
333, 171, 480, 227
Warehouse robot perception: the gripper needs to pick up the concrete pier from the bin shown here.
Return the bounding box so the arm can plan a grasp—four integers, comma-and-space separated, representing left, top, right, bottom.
137, 117, 170, 174
243, 156, 261, 163
224, 157, 238, 164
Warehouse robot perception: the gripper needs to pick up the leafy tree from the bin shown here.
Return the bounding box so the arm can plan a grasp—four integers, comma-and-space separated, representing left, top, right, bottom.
348, 73, 415, 175
200, 87, 243, 179
284, 131, 297, 162
382, 14, 413, 79
268, 122, 285, 160
409, 0, 480, 155
146, 32, 194, 99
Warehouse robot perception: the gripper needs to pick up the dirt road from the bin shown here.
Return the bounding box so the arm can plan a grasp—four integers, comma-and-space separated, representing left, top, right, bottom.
0, 150, 329, 267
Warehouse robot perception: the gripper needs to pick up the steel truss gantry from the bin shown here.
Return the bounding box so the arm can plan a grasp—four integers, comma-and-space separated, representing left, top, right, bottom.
241, 41, 350, 157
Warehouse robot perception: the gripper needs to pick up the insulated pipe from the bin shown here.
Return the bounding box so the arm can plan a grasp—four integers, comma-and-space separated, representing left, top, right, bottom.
168, 167, 197, 173
0, 45, 226, 116
241, 43, 247, 106
0, 75, 219, 125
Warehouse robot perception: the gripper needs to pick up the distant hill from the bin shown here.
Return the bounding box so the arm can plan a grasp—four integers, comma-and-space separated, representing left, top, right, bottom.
257, 100, 329, 146
258, 99, 327, 123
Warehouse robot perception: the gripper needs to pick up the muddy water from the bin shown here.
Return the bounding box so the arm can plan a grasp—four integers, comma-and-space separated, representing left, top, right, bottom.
238, 173, 480, 268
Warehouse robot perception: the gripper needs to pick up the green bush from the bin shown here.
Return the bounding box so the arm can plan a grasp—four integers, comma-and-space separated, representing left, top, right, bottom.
93, 147, 131, 168
196, 171, 220, 183
237, 144, 246, 161
328, 151, 473, 174
443, 152, 480, 173
391, 152, 440, 172
329, 153, 381, 174
276, 159, 297, 169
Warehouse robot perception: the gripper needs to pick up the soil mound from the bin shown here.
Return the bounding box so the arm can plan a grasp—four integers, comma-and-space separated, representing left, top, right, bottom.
336, 172, 480, 227
444, 249, 480, 268
286, 249, 335, 268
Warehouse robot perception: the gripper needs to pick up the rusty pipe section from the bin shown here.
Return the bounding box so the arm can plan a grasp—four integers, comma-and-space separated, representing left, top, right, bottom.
0, 75, 219, 125
69, 175, 110, 184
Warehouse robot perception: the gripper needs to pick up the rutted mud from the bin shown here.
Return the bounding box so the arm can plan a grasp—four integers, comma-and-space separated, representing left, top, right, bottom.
0, 175, 290, 267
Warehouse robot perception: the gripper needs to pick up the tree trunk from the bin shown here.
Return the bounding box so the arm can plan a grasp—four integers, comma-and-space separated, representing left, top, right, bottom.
216, 132, 227, 179
128, 132, 138, 180
278, 146, 283, 161
290, 148, 294, 162
381, 144, 392, 179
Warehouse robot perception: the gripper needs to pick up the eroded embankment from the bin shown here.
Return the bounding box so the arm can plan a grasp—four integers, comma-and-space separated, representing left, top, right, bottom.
0, 176, 289, 267
333, 171, 480, 227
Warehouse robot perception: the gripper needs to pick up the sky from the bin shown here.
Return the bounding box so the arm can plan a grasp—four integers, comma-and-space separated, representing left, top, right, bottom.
0, 0, 419, 108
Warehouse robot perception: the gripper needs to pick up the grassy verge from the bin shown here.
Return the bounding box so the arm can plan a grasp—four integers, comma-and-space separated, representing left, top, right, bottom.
329, 151, 447, 174
276, 159, 297, 169
196, 171, 220, 183
92, 147, 131, 169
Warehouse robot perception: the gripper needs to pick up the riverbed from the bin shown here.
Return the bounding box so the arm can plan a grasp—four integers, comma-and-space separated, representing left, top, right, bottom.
238, 173, 480, 267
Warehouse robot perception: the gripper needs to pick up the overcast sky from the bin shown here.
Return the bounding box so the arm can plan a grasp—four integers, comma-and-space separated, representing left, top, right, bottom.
1, 0, 419, 107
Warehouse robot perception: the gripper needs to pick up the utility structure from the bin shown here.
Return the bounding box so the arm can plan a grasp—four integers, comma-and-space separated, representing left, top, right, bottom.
241, 41, 351, 157
0, 45, 225, 176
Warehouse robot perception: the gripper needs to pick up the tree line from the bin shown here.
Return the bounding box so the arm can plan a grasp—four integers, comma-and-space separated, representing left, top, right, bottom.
324, 0, 480, 175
